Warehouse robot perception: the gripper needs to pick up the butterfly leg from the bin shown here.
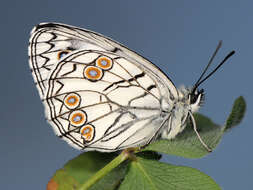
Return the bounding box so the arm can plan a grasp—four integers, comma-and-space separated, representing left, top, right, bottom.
189, 111, 212, 152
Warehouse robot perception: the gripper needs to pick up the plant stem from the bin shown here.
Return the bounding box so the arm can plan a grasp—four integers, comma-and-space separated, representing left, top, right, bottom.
79, 150, 129, 190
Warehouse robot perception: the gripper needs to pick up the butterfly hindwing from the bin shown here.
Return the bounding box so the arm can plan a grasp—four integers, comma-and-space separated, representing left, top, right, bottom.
43, 50, 170, 151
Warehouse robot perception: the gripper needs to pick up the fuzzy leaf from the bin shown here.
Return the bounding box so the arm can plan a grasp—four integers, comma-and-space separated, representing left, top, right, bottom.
119, 157, 220, 190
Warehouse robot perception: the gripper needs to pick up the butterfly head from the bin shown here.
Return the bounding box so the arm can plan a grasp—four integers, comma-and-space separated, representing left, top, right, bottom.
177, 86, 204, 113
189, 88, 205, 113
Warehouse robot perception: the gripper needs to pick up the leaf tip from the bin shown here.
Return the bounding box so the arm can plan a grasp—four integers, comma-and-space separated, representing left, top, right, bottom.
225, 96, 246, 130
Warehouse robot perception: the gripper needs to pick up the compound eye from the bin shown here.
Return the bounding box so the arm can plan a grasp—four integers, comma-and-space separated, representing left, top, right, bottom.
190, 89, 204, 105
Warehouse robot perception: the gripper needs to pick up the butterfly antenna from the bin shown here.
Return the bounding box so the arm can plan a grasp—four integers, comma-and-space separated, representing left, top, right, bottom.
195, 50, 235, 88
192, 41, 222, 93
189, 111, 212, 152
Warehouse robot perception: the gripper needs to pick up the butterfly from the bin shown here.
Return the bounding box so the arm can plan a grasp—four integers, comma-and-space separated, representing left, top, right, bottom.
28, 23, 234, 152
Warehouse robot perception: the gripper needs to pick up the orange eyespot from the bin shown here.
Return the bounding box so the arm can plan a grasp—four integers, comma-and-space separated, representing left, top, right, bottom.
96, 56, 113, 70
80, 124, 95, 142
64, 93, 81, 109
57, 50, 71, 60
69, 110, 87, 127
84, 66, 103, 81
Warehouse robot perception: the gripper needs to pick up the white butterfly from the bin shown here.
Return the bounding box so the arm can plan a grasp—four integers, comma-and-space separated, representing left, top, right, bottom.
28, 23, 234, 152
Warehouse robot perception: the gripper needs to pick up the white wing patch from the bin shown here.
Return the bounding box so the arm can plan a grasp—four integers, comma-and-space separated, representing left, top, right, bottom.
43, 50, 168, 151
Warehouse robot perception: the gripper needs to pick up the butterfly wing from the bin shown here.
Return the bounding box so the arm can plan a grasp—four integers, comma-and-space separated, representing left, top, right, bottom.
44, 50, 171, 151
28, 23, 178, 100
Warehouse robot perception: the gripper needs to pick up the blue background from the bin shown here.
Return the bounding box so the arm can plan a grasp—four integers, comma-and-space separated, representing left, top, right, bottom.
0, 1, 251, 189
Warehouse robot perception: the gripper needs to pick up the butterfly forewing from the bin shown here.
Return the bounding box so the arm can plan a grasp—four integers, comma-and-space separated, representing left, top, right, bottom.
29, 23, 178, 100
44, 50, 170, 151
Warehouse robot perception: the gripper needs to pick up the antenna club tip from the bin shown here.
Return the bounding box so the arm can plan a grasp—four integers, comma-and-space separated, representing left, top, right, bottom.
227, 50, 235, 58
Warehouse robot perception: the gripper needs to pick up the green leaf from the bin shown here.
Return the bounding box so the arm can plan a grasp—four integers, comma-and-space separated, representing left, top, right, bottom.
119, 156, 220, 190
143, 96, 246, 158
48, 152, 127, 190
225, 96, 246, 131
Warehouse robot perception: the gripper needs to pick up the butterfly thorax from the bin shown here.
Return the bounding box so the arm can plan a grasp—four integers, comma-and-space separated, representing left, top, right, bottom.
161, 86, 204, 140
